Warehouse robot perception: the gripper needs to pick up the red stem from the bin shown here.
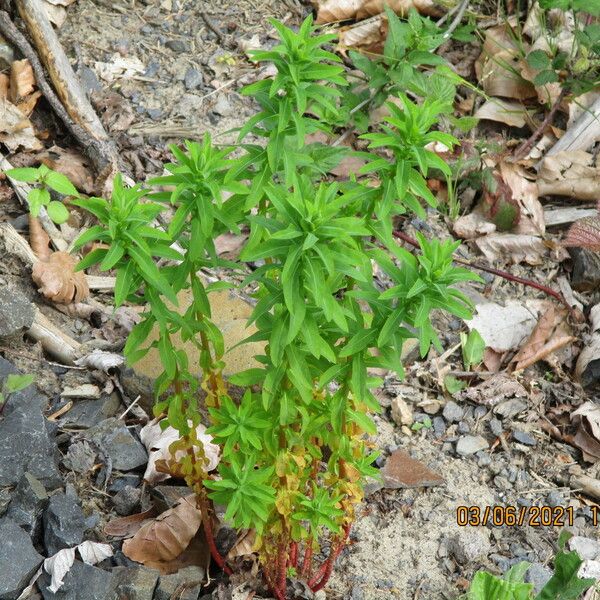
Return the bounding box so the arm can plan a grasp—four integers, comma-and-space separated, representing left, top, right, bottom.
309, 524, 351, 592
300, 542, 313, 579
200, 507, 232, 575
392, 230, 571, 311
275, 542, 287, 599
289, 541, 298, 568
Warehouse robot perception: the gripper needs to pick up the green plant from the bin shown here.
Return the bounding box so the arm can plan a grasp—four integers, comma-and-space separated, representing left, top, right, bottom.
73, 15, 479, 599
0, 373, 35, 416
5, 164, 78, 224
463, 532, 596, 599
461, 329, 486, 371
523, 1, 600, 97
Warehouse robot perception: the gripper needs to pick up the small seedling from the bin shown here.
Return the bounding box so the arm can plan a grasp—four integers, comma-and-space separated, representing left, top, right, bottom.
5, 164, 77, 224
0, 373, 35, 416
461, 329, 486, 371
463, 532, 595, 599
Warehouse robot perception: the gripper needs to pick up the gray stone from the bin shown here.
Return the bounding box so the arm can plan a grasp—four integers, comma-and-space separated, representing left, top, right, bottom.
112, 486, 140, 516
78, 66, 102, 97
0, 488, 10, 516
0, 518, 44, 600
473, 406, 487, 419
0, 358, 59, 488
494, 475, 512, 490
493, 399, 527, 419
0, 287, 35, 338
6, 472, 48, 538
433, 416, 446, 438
456, 435, 489, 456
546, 490, 563, 508
43, 493, 85, 555
442, 401, 464, 423
165, 40, 189, 53
155, 566, 205, 600
147, 108, 163, 120
213, 94, 233, 117
476, 452, 491, 467
489, 418, 503, 436
448, 529, 491, 564
525, 562, 552, 594
108, 475, 141, 493
63, 441, 97, 474
184, 67, 203, 90
569, 536, 600, 560
457, 421, 470, 434
84, 418, 147, 472
569, 247, 600, 292
60, 396, 121, 430
39, 561, 112, 600
512, 430, 536, 446
109, 566, 158, 600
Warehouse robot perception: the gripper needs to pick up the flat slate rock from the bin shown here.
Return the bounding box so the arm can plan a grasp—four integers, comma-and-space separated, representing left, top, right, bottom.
0, 517, 44, 600
39, 561, 113, 600
381, 449, 445, 489
5, 472, 48, 539
109, 566, 158, 600
0, 357, 60, 488
0, 287, 35, 338
43, 493, 86, 555
83, 418, 147, 472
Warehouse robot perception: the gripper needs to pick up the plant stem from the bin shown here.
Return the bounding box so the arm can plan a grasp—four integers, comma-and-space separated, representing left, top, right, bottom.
513, 88, 567, 160
198, 491, 232, 575
300, 540, 313, 579
289, 541, 298, 568
392, 230, 572, 311
309, 524, 351, 592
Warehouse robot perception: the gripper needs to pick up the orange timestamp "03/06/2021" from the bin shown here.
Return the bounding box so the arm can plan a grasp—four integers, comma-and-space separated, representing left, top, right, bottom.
456, 505, 597, 527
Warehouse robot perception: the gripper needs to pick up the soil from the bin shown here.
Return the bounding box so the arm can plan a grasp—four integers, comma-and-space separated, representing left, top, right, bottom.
0, 2, 600, 600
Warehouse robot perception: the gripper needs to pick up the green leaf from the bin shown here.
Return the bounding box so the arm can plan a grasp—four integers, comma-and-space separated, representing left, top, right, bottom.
443, 375, 466, 395
46, 201, 70, 224
4, 373, 35, 394
460, 329, 485, 370
128, 246, 178, 305
466, 569, 533, 600
535, 547, 595, 600
533, 69, 559, 86
527, 50, 551, 70
44, 171, 78, 196
5, 167, 40, 183
28, 188, 50, 217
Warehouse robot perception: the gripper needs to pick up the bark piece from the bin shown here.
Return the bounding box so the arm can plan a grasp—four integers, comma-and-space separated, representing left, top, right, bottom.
9, 58, 35, 103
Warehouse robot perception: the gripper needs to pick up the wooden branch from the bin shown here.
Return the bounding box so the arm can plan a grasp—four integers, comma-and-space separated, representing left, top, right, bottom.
28, 307, 80, 364
0, 8, 117, 183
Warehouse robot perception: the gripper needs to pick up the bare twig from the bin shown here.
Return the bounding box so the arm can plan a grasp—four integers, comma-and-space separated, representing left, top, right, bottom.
441, 0, 470, 39
513, 88, 567, 161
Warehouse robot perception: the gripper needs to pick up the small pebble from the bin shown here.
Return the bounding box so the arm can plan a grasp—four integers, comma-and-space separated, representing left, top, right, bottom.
165, 39, 189, 53
184, 67, 203, 90
513, 429, 536, 446
443, 401, 464, 423
489, 418, 503, 436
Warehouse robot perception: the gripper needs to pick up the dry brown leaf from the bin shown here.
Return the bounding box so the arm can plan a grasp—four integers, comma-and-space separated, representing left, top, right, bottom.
104, 508, 157, 539
9, 59, 35, 103
538, 151, 600, 201
338, 14, 386, 53
0, 97, 42, 152
214, 232, 248, 259
330, 154, 367, 179
571, 402, 600, 463
511, 304, 574, 371
474, 99, 533, 129
122, 495, 203, 565
564, 216, 600, 252
474, 233, 547, 265
576, 303, 600, 388
453, 208, 496, 240
460, 373, 528, 407
315, 0, 440, 24
38, 145, 95, 194
29, 215, 51, 260
32, 251, 89, 304
17, 90, 42, 118
227, 530, 256, 559
499, 161, 544, 235
474, 24, 537, 101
